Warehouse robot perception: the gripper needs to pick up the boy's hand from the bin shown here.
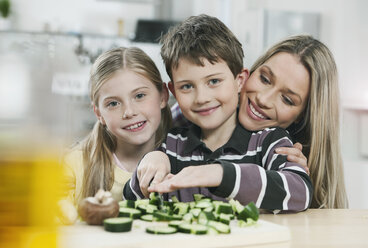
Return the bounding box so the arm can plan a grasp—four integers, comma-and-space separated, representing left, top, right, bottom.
275, 142, 309, 175
137, 151, 170, 197
148, 164, 223, 193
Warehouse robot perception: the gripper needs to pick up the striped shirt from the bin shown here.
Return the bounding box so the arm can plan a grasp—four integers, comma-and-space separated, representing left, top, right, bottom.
124, 124, 313, 212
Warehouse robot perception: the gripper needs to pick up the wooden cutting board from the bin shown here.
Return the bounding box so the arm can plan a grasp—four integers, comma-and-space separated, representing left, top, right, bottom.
59, 219, 290, 248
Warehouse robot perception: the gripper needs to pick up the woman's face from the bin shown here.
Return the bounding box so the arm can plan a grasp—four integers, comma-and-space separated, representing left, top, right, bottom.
239, 52, 310, 131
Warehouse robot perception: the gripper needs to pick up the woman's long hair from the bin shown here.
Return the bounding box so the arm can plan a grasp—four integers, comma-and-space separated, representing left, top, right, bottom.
250, 35, 348, 208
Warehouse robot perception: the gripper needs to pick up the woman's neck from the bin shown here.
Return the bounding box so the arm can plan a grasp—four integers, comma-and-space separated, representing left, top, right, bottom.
114, 139, 156, 173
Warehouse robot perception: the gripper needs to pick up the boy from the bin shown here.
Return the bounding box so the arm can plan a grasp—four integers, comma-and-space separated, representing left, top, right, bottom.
124, 15, 312, 212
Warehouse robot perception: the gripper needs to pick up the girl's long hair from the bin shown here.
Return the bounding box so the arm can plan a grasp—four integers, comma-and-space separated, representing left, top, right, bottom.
250, 35, 348, 208
81, 47, 172, 198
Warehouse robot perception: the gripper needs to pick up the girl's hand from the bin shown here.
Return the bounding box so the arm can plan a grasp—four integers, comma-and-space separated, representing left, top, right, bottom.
137, 151, 170, 197
148, 164, 223, 193
275, 142, 309, 175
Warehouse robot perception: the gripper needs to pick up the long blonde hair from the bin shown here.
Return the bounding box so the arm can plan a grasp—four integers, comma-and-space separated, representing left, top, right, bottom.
250, 35, 348, 208
81, 47, 172, 198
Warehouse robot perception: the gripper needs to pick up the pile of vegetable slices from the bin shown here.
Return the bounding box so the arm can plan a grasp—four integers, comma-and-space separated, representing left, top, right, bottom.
104, 193, 259, 235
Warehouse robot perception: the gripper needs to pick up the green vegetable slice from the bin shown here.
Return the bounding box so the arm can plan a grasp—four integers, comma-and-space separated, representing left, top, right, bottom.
140, 214, 156, 222
119, 207, 142, 219
178, 223, 208, 235
238, 202, 259, 221
168, 220, 184, 228
198, 211, 216, 225
104, 217, 132, 232
215, 202, 233, 214
207, 220, 231, 234
146, 226, 177, 234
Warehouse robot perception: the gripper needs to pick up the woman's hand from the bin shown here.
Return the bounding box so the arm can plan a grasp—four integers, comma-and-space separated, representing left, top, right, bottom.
275, 142, 309, 174
148, 164, 223, 193
137, 151, 171, 197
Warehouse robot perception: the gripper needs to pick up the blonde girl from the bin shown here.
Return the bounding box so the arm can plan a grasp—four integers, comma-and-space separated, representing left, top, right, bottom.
59, 47, 172, 223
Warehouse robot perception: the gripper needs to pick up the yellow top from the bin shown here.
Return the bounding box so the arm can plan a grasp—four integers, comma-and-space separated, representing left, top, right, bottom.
59, 148, 132, 224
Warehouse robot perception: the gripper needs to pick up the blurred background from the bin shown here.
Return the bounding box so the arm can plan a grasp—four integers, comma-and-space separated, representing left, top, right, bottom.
0, 1, 367, 238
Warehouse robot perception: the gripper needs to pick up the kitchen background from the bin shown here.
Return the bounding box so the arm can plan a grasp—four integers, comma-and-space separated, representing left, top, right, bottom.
0, 0, 367, 208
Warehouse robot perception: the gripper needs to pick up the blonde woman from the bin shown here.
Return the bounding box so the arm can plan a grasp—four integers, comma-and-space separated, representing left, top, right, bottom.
59, 47, 172, 224
150, 35, 347, 209
242, 35, 347, 208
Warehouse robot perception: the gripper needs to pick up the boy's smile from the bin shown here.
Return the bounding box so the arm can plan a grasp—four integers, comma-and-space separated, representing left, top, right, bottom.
169, 57, 244, 142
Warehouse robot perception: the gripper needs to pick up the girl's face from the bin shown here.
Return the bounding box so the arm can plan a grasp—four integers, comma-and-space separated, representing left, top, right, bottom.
239, 52, 310, 131
94, 69, 167, 147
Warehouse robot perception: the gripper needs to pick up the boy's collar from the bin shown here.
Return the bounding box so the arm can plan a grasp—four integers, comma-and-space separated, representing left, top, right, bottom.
183, 124, 203, 154
182, 123, 251, 154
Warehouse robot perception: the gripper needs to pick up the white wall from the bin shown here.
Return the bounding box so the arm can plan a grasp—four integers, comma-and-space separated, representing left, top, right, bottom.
10, 0, 155, 36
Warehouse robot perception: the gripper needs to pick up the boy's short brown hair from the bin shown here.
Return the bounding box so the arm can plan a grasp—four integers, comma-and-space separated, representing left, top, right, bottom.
160, 14, 244, 81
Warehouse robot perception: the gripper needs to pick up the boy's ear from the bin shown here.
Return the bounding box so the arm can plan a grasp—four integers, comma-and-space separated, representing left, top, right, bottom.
93, 104, 106, 125
168, 81, 176, 98
160, 83, 170, 109
236, 68, 249, 93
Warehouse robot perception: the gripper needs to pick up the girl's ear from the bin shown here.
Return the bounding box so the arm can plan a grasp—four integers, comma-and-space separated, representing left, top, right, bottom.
168, 81, 176, 98
236, 68, 249, 93
93, 104, 106, 125
160, 83, 169, 109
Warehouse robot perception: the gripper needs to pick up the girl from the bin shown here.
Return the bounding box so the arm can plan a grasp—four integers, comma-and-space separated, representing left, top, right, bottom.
148, 35, 348, 209
59, 47, 172, 224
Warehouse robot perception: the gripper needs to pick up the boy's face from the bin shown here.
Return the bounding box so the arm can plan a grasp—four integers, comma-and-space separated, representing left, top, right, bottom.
169, 58, 245, 133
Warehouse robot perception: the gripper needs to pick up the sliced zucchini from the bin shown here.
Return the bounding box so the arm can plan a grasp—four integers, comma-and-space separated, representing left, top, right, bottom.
207, 226, 219, 235
193, 193, 205, 202
153, 211, 175, 221
189, 208, 201, 218
146, 226, 177, 235
215, 202, 233, 215
137, 204, 158, 215
219, 213, 232, 225
178, 223, 208, 235
182, 212, 194, 223
134, 199, 149, 208
237, 202, 259, 221
173, 202, 189, 215
140, 214, 156, 222
149, 192, 163, 207
203, 206, 214, 212
229, 199, 244, 214
119, 207, 142, 219
195, 201, 213, 209
207, 220, 231, 234
171, 195, 179, 203
198, 211, 216, 225
168, 220, 184, 228
103, 217, 132, 232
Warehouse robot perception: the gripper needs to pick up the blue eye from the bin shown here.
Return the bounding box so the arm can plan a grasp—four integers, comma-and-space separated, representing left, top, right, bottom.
136, 93, 146, 99
107, 101, 119, 107
180, 84, 193, 90
209, 79, 220, 85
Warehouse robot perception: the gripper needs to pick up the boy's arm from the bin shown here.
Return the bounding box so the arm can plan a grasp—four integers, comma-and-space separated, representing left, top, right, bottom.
123, 150, 170, 199
210, 128, 313, 212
